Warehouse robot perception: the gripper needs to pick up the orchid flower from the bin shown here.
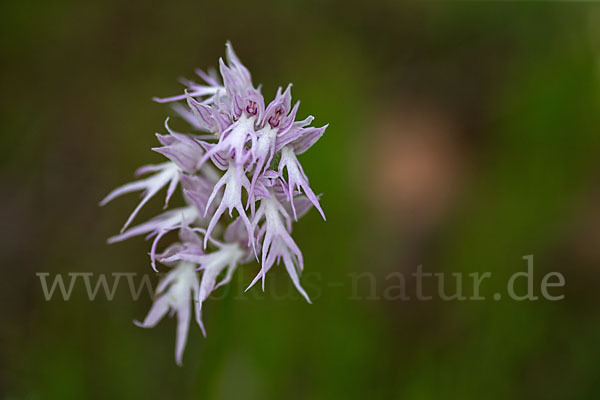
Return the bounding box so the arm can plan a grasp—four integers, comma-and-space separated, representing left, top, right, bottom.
100, 162, 180, 232
102, 42, 327, 364
279, 146, 325, 221
246, 174, 310, 302
134, 262, 200, 366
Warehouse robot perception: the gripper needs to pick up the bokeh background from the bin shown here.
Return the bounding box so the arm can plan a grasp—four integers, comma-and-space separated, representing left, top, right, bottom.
2, 1, 600, 399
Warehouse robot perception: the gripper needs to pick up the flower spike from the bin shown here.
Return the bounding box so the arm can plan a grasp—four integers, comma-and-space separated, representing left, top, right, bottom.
103, 43, 326, 364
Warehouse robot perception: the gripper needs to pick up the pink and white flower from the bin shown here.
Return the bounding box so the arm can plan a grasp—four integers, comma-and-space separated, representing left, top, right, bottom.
102, 42, 327, 364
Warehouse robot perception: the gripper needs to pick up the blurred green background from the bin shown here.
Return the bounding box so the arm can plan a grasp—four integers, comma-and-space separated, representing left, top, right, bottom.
2, 1, 600, 399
